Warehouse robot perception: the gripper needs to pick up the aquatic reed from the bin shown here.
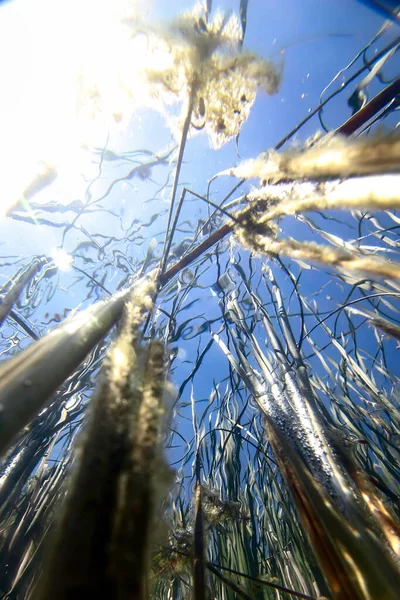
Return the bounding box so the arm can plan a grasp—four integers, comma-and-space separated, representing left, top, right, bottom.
0, 3, 400, 600
35, 276, 169, 599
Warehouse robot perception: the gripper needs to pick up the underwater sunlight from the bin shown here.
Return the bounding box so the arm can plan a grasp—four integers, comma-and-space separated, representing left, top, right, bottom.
0, 1, 399, 599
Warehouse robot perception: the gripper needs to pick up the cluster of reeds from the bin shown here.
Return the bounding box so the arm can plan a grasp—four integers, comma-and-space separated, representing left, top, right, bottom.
0, 2, 400, 599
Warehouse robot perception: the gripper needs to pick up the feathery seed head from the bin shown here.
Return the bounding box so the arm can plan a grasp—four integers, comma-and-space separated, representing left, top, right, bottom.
143, 3, 281, 147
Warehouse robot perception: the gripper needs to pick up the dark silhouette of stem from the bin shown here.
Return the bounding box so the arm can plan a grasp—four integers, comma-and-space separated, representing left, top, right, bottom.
336, 77, 400, 135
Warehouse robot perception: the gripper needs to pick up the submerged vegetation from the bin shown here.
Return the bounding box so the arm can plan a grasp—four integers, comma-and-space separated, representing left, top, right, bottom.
0, 1, 400, 599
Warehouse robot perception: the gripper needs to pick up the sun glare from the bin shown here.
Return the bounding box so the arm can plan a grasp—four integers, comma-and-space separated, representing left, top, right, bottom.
51, 248, 73, 272
0, 0, 150, 218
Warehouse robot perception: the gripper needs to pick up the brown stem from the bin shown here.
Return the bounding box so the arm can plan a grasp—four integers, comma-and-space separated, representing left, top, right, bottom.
336, 77, 400, 136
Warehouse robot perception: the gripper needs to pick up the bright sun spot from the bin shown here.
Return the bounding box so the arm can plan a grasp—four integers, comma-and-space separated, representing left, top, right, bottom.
51, 248, 73, 272
0, 0, 150, 217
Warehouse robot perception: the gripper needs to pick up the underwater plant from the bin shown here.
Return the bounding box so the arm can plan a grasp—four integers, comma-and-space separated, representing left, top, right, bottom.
0, 1, 400, 599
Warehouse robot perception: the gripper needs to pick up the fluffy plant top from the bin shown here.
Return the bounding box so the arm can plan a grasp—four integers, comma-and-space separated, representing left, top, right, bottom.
212, 135, 400, 238
235, 230, 400, 280
245, 173, 400, 223
221, 133, 400, 182
143, 2, 281, 148
226, 134, 400, 282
